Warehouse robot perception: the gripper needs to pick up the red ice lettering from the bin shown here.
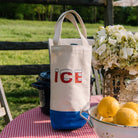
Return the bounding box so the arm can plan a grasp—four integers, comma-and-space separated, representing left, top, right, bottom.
75, 72, 82, 83
55, 69, 82, 83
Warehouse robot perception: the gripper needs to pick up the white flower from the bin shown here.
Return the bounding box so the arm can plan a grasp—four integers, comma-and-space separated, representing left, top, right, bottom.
120, 47, 133, 59
98, 36, 106, 45
108, 37, 117, 46
127, 48, 133, 56
96, 44, 106, 56
120, 47, 127, 59
92, 25, 138, 73
134, 32, 138, 41
115, 30, 127, 43
97, 29, 107, 37
136, 43, 138, 51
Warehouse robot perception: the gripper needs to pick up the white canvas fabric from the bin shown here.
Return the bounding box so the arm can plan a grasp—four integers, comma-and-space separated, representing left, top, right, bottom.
49, 10, 92, 129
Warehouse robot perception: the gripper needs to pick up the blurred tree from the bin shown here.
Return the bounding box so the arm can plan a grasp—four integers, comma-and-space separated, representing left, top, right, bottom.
46, 5, 53, 21
34, 4, 44, 20
127, 7, 138, 25
15, 4, 36, 20
114, 6, 138, 26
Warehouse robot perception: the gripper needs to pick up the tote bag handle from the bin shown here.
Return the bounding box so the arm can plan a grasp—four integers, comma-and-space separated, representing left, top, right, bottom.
53, 10, 89, 46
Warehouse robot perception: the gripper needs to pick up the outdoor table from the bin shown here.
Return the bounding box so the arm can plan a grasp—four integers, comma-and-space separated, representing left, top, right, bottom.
0, 95, 102, 138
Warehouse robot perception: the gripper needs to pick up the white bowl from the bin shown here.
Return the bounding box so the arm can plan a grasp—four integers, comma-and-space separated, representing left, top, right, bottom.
80, 105, 138, 138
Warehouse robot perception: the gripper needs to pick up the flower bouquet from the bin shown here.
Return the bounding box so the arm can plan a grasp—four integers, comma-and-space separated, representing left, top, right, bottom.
92, 25, 138, 75
92, 25, 138, 100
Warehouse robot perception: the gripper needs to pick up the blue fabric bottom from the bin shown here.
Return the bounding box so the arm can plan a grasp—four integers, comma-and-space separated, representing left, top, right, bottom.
50, 110, 88, 130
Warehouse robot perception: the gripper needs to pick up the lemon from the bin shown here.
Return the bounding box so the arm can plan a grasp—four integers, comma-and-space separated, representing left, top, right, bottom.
121, 102, 138, 114
102, 117, 114, 123
114, 108, 138, 126
97, 96, 120, 118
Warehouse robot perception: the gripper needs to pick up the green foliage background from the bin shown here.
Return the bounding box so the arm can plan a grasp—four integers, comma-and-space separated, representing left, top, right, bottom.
0, 3, 138, 25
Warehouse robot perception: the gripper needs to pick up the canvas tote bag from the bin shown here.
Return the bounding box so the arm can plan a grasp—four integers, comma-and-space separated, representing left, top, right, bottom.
50, 10, 92, 129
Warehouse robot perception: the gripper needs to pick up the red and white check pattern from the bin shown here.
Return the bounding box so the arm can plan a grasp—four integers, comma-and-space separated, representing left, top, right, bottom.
0, 95, 102, 138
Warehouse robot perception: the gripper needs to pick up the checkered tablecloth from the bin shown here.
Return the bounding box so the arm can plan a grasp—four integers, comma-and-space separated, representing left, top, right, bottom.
0, 95, 102, 138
